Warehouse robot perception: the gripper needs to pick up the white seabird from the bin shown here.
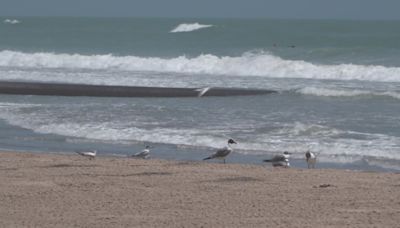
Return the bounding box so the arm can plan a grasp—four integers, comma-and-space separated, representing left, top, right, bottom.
130, 145, 151, 159
263, 151, 291, 168
196, 87, 211, 97
203, 139, 237, 164
305, 150, 317, 168
75, 150, 97, 160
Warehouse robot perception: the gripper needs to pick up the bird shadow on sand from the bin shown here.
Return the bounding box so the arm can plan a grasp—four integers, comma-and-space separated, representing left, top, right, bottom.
159, 161, 202, 168
78, 171, 173, 178
132, 171, 173, 176
39, 163, 99, 169
174, 161, 202, 166
212, 176, 262, 183
0, 167, 19, 171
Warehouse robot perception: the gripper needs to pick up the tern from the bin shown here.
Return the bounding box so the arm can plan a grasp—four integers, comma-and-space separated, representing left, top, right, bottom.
203, 139, 237, 163
263, 151, 291, 168
75, 150, 97, 160
131, 145, 151, 159
196, 87, 211, 97
305, 150, 317, 168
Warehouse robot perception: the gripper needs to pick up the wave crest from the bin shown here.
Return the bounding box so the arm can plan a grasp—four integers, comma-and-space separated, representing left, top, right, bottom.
170, 23, 213, 33
3, 19, 20, 24
1, 50, 400, 82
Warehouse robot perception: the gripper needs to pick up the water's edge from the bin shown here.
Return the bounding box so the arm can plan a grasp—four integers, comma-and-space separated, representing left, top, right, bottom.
0, 119, 396, 173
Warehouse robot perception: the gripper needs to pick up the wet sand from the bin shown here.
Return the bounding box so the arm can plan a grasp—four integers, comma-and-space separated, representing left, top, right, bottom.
0, 151, 399, 227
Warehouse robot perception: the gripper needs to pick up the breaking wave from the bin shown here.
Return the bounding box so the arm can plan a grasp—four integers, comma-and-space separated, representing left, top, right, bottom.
3, 19, 20, 24
1, 50, 400, 82
170, 23, 213, 33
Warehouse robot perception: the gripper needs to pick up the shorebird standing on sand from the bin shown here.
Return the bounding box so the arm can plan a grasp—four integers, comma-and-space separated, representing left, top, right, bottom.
75, 150, 97, 160
203, 139, 237, 164
131, 145, 151, 159
263, 151, 291, 168
305, 150, 317, 168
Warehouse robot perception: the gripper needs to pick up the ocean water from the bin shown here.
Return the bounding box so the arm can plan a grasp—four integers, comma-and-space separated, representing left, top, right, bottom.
1, 17, 400, 171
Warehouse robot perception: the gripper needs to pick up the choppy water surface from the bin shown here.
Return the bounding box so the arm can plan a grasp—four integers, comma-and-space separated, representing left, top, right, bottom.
1, 17, 400, 171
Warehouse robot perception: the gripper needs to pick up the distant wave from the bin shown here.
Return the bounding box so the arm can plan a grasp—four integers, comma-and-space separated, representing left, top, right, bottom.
3, 19, 20, 24
170, 23, 213, 33
298, 87, 400, 100
1, 50, 400, 82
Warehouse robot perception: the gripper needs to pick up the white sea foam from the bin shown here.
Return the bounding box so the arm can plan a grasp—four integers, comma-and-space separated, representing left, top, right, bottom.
1, 50, 400, 83
1, 102, 399, 164
170, 23, 213, 33
299, 87, 400, 100
256, 122, 400, 162
3, 19, 20, 24
274, 122, 343, 137
31, 123, 400, 162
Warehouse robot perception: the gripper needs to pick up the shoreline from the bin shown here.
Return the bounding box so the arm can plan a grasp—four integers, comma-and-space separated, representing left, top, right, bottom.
2, 145, 399, 173
0, 99, 399, 174
1, 151, 399, 227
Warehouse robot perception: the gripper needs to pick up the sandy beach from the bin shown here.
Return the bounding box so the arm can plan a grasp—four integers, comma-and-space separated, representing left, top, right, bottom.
0, 151, 399, 228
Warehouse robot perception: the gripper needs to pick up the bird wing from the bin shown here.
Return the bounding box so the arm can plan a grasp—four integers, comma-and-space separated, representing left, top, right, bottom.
75, 151, 84, 156
196, 87, 211, 97
270, 155, 286, 162
86, 152, 96, 157
76, 150, 95, 157
135, 150, 149, 157
212, 147, 231, 158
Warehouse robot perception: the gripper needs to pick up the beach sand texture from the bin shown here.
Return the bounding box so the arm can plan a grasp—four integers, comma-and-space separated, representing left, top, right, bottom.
0, 152, 399, 227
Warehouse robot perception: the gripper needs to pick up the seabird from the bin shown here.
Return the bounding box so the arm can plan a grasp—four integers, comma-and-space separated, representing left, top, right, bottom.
75, 150, 97, 160
196, 87, 211, 97
305, 150, 317, 168
130, 145, 151, 159
203, 139, 237, 163
263, 151, 291, 168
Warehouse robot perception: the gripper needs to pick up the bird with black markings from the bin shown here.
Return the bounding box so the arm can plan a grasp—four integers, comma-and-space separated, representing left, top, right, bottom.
131, 145, 151, 159
263, 151, 291, 168
75, 150, 97, 160
203, 139, 237, 164
305, 150, 317, 168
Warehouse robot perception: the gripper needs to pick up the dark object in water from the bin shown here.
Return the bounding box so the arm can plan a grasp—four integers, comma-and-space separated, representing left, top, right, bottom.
0, 81, 276, 98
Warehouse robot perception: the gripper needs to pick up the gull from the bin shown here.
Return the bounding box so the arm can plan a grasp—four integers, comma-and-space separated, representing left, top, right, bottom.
305, 150, 317, 168
75, 150, 97, 160
263, 151, 291, 168
203, 139, 237, 163
130, 145, 151, 159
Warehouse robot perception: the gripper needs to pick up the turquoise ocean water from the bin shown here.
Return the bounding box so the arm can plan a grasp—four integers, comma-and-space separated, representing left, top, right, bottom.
1, 17, 400, 171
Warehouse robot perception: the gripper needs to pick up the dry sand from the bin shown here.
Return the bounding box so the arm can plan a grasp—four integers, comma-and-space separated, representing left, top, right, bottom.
0, 151, 399, 228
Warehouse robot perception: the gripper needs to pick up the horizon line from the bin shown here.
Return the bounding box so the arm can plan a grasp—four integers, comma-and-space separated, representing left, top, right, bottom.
1, 15, 400, 22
